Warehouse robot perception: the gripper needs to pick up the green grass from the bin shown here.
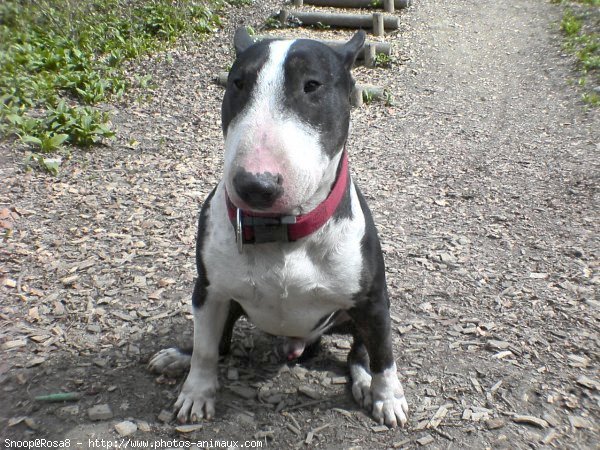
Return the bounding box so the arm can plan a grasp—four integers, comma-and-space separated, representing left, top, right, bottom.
556, 1, 599, 105
0, 0, 224, 173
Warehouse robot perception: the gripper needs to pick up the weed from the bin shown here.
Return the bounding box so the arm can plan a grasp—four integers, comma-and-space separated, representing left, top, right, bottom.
383, 89, 395, 106
0, 0, 224, 172
375, 53, 395, 68
265, 17, 282, 29
313, 22, 331, 30
561, 9, 582, 36
556, 2, 599, 105
227, 0, 253, 6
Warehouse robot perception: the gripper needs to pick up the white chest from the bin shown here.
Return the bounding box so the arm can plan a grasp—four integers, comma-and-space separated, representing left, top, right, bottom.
203, 185, 366, 338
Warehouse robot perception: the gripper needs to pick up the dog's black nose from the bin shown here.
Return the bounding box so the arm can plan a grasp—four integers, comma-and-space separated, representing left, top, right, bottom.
233, 169, 284, 209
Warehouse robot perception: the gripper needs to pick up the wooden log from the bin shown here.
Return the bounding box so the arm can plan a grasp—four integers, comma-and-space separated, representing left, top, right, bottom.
360, 84, 385, 100
279, 9, 289, 26
283, 10, 399, 30
364, 43, 377, 68
372, 12, 384, 37
249, 35, 392, 62
303, 0, 411, 8
351, 86, 363, 107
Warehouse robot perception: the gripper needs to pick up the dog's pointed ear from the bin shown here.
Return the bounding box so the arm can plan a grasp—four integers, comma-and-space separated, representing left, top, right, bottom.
339, 30, 366, 70
234, 27, 254, 56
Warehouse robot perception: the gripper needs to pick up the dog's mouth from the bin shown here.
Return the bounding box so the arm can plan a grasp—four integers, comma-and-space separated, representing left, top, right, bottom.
226, 190, 294, 217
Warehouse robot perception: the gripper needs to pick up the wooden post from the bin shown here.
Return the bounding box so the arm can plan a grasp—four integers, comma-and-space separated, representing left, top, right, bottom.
217, 72, 228, 87
303, 0, 410, 8
279, 9, 289, 26
250, 35, 392, 61
351, 86, 364, 108
372, 13, 384, 36
383, 0, 395, 13
364, 43, 377, 68
283, 10, 399, 30
293, 0, 304, 6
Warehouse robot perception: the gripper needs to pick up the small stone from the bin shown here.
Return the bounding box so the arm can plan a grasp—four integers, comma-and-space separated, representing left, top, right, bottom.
486, 418, 506, 430
512, 414, 548, 428
227, 367, 239, 381
235, 413, 256, 426
298, 385, 320, 400
88, 404, 113, 421
487, 340, 510, 350
439, 253, 457, 264
576, 375, 599, 390
542, 430, 559, 445
229, 385, 256, 400
542, 412, 559, 428
416, 434, 434, 445
397, 325, 413, 335
175, 424, 202, 433
567, 354, 590, 368
157, 409, 173, 423
24, 418, 40, 430
115, 421, 137, 437
93, 358, 109, 368
568, 415, 592, 430
291, 365, 308, 380
471, 411, 488, 421
137, 421, 151, 432
330, 376, 349, 385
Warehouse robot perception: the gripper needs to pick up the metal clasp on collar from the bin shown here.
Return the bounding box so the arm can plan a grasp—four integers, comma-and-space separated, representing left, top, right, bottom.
235, 208, 244, 253
235, 208, 297, 254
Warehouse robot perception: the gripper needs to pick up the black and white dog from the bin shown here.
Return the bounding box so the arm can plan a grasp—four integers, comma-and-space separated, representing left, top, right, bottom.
149, 28, 408, 428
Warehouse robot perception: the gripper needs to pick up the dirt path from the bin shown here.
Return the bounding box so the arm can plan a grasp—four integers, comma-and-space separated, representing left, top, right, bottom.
1, 0, 598, 449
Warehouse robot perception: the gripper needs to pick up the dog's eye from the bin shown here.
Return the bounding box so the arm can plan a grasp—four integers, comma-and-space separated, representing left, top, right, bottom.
233, 78, 244, 90
303, 80, 321, 93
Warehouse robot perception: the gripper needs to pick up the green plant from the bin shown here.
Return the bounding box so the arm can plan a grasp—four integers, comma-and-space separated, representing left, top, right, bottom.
362, 89, 374, 104
0, 0, 224, 172
561, 9, 582, 36
556, 2, 599, 105
383, 89, 395, 106
264, 17, 282, 29
314, 22, 331, 30
375, 53, 395, 68
227, 0, 253, 6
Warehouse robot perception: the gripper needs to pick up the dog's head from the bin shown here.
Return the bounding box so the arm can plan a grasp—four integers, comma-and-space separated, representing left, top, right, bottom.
221, 28, 365, 215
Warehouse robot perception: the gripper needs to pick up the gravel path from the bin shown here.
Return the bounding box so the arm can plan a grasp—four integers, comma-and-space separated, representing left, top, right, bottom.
1, 0, 598, 448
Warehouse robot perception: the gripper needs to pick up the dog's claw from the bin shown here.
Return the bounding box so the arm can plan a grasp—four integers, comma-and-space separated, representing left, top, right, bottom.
372, 394, 408, 428
172, 371, 218, 423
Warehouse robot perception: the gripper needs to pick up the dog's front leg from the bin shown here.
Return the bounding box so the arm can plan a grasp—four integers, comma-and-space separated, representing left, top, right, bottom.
175, 283, 229, 423
348, 297, 408, 428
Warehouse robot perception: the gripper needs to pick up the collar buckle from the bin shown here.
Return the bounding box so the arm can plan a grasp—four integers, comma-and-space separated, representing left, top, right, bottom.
235, 208, 297, 253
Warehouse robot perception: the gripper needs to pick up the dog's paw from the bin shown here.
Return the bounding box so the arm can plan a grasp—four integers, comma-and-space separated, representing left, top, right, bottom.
350, 363, 373, 410
371, 367, 409, 428
148, 348, 191, 376
174, 371, 218, 423
372, 394, 409, 428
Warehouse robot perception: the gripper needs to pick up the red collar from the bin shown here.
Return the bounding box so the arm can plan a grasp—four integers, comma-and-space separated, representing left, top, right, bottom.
226, 150, 349, 251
